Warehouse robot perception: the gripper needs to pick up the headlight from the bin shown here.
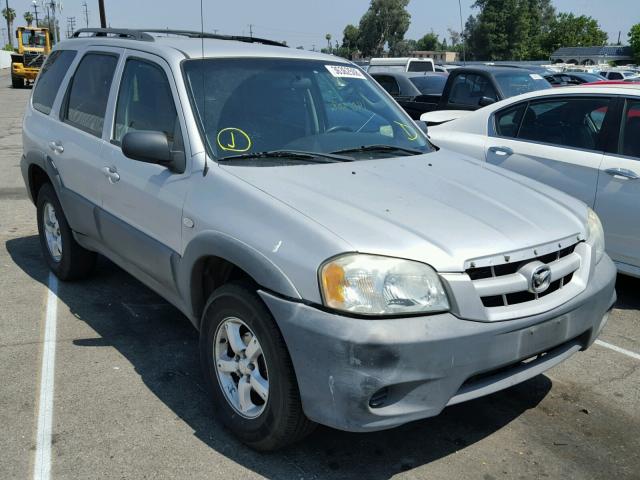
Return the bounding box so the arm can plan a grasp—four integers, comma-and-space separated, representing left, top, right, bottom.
319, 254, 450, 316
586, 208, 605, 264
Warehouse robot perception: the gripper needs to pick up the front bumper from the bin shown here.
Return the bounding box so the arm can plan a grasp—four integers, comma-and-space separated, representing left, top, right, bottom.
260, 255, 616, 432
12, 63, 39, 81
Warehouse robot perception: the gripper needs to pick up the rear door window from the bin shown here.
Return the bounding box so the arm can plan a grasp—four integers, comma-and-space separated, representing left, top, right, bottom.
494, 103, 526, 138
518, 97, 611, 150
62, 52, 118, 137
620, 100, 640, 159
32, 50, 77, 115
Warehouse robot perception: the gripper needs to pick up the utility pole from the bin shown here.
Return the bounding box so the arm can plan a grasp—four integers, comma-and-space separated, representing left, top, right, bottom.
47, 1, 59, 43
248, 23, 253, 38
458, 0, 466, 65
66, 16, 75, 37
32, 1, 40, 26
98, 0, 106, 28
617, 30, 621, 45
82, 1, 89, 28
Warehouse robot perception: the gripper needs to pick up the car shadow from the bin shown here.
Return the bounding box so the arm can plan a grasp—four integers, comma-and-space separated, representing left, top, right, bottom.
613, 274, 640, 311
6, 234, 552, 479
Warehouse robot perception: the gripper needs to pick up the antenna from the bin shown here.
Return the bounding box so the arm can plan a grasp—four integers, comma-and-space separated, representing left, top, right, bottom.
200, 0, 209, 176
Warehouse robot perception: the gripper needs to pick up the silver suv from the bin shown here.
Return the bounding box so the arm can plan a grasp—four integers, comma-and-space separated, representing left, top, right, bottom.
21, 28, 616, 451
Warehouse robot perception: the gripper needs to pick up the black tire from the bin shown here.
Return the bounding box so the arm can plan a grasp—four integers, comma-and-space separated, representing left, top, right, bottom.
36, 183, 97, 280
11, 74, 24, 89
200, 282, 315, 451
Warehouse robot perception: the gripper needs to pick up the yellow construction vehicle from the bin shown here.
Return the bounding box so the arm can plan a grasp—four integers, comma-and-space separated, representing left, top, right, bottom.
11, 27, 51, 88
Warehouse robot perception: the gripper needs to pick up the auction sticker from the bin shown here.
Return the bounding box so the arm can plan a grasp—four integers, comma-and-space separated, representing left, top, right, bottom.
325, 65, 365, 79
529, 73, 544, 80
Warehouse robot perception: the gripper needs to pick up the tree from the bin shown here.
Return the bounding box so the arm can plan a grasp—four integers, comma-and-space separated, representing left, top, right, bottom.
325, 33, 332, 54
416, 32, 440, 51
2, 6, 16, 48
628, 23, 640, 64
357, 0, 411, 57
541, 13, 608, 54
447, 28, 461, 49
24, 11, 34, 27
336, 24, 360, 59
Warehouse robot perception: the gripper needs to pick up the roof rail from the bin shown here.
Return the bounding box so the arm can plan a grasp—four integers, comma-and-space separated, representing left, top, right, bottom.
72, 28, 154, 41
141, 29, 287, 47
70, 28, 287, 48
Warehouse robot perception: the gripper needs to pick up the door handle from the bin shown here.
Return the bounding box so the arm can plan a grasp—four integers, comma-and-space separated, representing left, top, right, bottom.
488, 146, 513, 156
604, 168, 639, 180
48, 141, 64, 154
102, 166, 120, 183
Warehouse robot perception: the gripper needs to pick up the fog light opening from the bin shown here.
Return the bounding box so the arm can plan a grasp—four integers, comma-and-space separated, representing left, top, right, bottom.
369, 387, 389, 409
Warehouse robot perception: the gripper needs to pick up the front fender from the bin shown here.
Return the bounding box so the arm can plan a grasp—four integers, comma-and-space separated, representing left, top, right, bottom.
178, 230, 302, 323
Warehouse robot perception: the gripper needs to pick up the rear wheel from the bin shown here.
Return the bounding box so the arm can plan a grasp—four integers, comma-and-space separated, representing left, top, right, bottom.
199, 282, 315, 451
11, 74, 24, 89
36, 183, 96, 280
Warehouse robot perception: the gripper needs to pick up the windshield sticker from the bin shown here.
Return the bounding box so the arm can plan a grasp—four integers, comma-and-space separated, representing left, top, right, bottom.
216, 127, 252, 152
325, 65, 366, 79
529, 73, 543, 80
394, 121, 419, 141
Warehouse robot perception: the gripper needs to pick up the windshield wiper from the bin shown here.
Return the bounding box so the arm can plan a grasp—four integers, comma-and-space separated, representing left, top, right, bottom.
218, 149, 353, 163
331, 144, 424, 156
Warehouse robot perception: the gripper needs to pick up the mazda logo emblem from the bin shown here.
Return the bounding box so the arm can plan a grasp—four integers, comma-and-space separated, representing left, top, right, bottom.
530, 265, 552, 293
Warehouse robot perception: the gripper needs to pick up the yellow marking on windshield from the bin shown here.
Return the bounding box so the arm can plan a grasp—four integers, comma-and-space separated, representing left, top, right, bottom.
393, 121, 419, 141
217, 128, 252, 152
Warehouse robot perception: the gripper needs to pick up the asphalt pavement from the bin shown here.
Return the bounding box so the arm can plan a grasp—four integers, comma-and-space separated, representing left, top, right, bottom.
0, 68, 639, 480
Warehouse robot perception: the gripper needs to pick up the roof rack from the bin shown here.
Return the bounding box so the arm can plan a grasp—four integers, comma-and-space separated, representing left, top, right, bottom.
72, 28, 155, 41
71, 28, 287, 47
142, 29, 287, 47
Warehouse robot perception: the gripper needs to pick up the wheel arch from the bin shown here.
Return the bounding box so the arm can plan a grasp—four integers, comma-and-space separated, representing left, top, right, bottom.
180, 231, 302, 328
27, 163, 52, 204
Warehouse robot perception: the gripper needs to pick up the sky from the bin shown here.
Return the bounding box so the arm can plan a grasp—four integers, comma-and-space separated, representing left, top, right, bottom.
3, 0, 638, 50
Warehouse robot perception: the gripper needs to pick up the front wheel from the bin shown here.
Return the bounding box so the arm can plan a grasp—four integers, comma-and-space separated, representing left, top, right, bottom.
11, 74, 24, 89
199, 282, 315, 451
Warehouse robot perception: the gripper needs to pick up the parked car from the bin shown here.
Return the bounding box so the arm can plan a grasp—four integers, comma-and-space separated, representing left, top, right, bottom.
427, 84, 640, 277
22, 28, 616, 451
368, 57, 435, 73
598, 70, 639, 81
371, 71, 448, 119
545, 72, 605, 86
416, 65, 553, 124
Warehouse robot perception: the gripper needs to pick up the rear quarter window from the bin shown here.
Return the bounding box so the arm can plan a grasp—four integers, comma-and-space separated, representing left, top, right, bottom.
32, 50, 77, 115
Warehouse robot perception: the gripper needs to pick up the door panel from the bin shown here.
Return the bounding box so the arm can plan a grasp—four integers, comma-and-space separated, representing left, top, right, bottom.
486, 96, 611, 207
99, 52, 189, 282
594, 99, 640, 267
47, 49, 121, 236
486, 139, 603, 206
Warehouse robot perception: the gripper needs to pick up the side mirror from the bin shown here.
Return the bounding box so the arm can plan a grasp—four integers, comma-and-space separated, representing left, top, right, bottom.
122, 131, 185, 172
478, 96, 496, 107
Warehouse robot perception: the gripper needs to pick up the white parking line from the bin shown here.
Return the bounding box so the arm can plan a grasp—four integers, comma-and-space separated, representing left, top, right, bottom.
33, 272, 58, 480
595, 339, 640, 361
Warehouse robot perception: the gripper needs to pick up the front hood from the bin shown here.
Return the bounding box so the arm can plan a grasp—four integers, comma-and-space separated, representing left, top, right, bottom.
221, 150, 588, 272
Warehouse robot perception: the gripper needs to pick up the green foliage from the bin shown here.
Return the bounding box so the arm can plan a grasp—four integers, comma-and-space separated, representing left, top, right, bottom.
464, 0, 607, 60
3, 43, 14, 51
416, 32, 440, 51
629, 23, 640, 64
541, 13, 608, 53
357, 0, 411, 57
23, 11, 34, 26
2, 7, 16, 22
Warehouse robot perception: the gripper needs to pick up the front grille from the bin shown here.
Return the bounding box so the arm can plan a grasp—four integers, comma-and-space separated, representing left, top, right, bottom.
23, 52, 44, 68
466, 243, 579, 308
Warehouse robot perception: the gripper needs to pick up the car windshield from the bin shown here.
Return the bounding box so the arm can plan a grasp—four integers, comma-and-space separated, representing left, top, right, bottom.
494, 71, 551, 98
183, 58, 432, 162
409, 75, 447, 95
21, 30, 46, 47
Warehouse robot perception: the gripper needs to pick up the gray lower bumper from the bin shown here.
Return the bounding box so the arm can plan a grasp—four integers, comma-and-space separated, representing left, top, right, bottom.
260, 255, 616, 432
